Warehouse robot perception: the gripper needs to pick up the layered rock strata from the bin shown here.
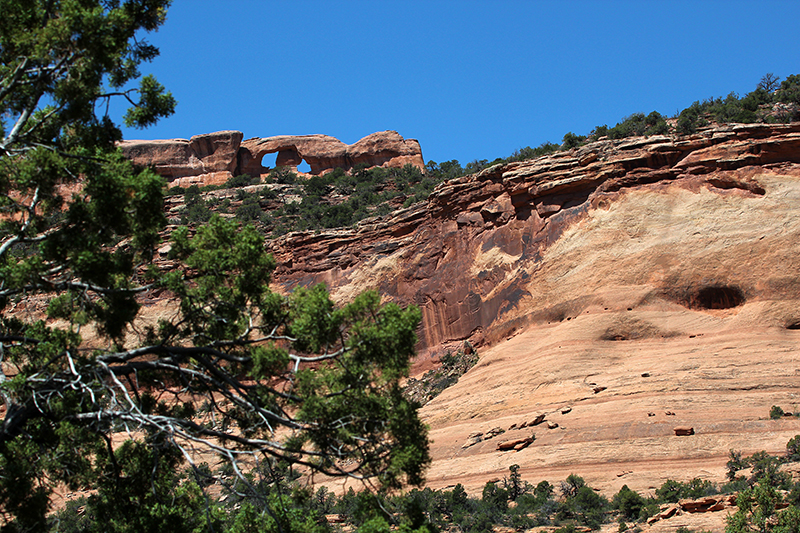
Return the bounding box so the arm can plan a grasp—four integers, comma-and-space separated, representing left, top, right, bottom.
268, 123, 800, 351
120, 130, 424, 187
295, 123, 800, 504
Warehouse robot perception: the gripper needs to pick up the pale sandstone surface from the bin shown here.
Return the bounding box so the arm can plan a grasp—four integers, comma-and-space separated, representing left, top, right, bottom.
269, 124, 800, 353
271, 125, 800, 518
418, 174, 800, 498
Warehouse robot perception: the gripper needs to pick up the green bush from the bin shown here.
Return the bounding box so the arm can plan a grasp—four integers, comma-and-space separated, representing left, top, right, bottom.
612, 485, 647, 520
771, 405, 785, 419
224, 173, 259, 189
269, 167, 298, 184
788, 435, 800, 461
656, 478, 717, 503
562, 132, 587, 150
607, 111, 668, 139
181, 185, 212, 224
557, 485, 608, 530
777, 74, 800, 105
234, 196, 263, 222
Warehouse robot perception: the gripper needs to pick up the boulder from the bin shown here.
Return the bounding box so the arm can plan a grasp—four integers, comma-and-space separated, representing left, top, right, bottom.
462, 433, 483, 449
484, 427, 505, 439
647, 504, 679, 524
679, 495, 734, 513
497, 437, 534, 451
674, 426, 695, 436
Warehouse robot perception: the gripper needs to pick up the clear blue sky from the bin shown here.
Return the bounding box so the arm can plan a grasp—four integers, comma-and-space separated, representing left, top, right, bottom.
121, 0, 800, 168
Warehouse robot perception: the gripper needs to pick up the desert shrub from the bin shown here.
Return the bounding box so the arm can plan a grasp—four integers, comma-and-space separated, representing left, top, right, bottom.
425, 159, 464, 181
562, 132, 587, 150
260, 187, 278, 200
727, 450, 747, 480
656, 478, 717, 503
334, 488, 389, 527
503, 464, 533, 501
777, 74, 800, 105
234, 196, 263, 222
612, 485, 647, 520
464, 159, 491, 175
404, 349, 479, 404
748, 451, 790, 489
481, 481, 509, 516
788, 435, 800, 461
269, 167, 298, 184
225, 173, 259, 188
771, 405, 786, 419
181, 185, 212, 224
607, 111, 668, 139
507, 142, 559, 162
560, 474, 587, 498
556, 484, 608, 530
591, 125, 609, 138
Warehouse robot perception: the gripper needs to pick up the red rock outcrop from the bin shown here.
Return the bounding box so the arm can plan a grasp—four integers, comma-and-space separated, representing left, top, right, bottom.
120, 130, 243, 187
268, 123, 800, 352
238, 130, 424, 177
127, 122, 800, 505
121, 130, 424, 187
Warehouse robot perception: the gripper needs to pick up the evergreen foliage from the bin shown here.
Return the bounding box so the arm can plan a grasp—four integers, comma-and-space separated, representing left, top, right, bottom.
0, 2, 429, 531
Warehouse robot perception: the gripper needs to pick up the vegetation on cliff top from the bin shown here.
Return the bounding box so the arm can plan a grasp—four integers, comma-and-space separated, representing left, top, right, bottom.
170, 72, 800, 236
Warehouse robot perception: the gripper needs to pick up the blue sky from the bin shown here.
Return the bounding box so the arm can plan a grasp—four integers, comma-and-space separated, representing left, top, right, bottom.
121, 0, 800, 168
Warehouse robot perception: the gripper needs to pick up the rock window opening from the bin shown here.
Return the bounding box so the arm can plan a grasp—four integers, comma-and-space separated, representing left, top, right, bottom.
261, 152, 279, 172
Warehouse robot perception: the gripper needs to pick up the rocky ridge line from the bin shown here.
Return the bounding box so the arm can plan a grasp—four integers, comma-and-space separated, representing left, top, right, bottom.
266, 123, 800, 352
120, 130, 424, 187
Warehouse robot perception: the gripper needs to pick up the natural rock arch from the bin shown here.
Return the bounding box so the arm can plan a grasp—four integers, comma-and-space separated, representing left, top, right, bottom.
120, 130, 424, 187
238, 131, 424, 177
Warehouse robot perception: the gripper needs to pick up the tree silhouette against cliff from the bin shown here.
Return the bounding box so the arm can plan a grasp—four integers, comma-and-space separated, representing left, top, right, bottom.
0, 1, 429, 531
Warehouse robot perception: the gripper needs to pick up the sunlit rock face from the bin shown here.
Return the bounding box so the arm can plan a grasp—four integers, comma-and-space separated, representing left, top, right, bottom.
269, 123, 800, 352
273, 124, 800, 506
121, 130, 425, 187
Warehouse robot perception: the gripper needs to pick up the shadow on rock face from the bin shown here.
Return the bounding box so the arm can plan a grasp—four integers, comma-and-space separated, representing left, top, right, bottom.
662, 284, 747, 312
691, 285, 746, 310
600, 316, 680, 341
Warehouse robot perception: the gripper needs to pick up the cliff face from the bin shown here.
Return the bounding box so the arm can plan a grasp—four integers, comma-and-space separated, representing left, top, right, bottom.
288, 123, 800, 503
269, 123, 800, 352
120, 130, 424, 187
132, 123, 800, 503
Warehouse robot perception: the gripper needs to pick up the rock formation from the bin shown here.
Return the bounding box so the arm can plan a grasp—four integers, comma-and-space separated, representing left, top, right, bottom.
119, 130, 243, 187
120, 130, 424, 187
268, 123, 800, 351
267, 123, 800, 500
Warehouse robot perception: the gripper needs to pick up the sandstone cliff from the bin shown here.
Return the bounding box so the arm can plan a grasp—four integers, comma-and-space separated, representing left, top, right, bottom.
266, 124, 800, 498
120, 130, 424, 187
269, 123, 800, 350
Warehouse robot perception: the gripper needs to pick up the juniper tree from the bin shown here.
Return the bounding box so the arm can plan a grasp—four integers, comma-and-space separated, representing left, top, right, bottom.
0, 1, 429, 530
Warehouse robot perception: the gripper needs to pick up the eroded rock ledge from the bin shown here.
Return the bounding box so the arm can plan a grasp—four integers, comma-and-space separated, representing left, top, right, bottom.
266, 123, 800, 351
120, 130, 424, 187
